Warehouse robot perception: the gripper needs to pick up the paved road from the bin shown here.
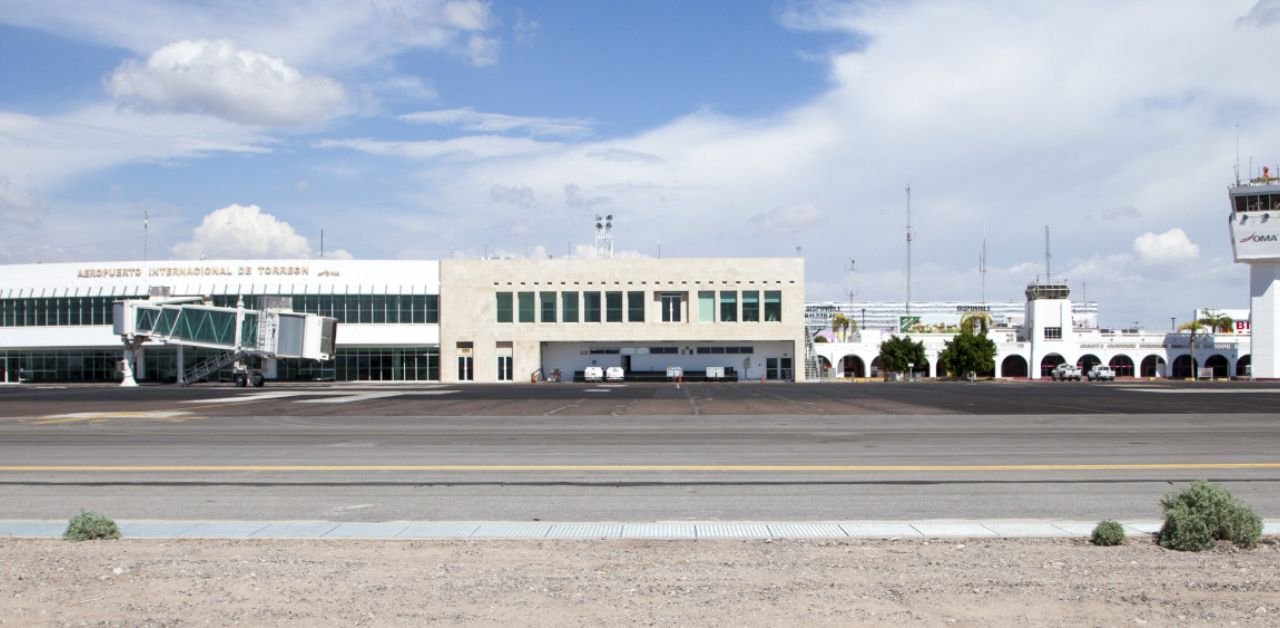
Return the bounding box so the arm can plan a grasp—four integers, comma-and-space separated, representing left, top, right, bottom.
1, 381, 1277, 521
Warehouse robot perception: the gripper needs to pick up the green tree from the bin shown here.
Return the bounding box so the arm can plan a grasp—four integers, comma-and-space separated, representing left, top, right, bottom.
937, 329, 997, 378
1179, 310, 1235, 379
831, 313, 852, 342
878, 335, 926, 375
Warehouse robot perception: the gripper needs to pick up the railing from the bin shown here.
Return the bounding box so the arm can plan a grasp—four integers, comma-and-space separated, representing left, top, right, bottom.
183, 350, 238, 385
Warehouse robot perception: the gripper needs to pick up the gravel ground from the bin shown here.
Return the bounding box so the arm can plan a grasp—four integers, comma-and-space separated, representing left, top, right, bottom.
2, 536, 1279, 626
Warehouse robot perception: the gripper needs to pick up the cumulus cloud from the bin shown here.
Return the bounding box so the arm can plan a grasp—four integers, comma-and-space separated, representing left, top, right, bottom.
106, 39, 347, 126
400, 108, 594, 136
0, 176, 48, 226
751, 203, 826, 233
490, 184, 535, 207
565, 184, 610, 209
1, 0, 499, 71
315, 136, 557, 161
173, 204, 313, 259
1133, 228, 1200, 265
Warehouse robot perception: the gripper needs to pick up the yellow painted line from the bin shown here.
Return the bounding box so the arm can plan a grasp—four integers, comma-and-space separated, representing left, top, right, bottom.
0, 463, 1278, 472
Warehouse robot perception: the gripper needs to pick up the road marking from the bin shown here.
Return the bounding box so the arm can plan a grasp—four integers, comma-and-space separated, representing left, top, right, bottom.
181, 392, 308, 404
1120, 387, 1280, 394
1, 463, 1278, 472
29, 411, 197, 425
297, 392, 406, 404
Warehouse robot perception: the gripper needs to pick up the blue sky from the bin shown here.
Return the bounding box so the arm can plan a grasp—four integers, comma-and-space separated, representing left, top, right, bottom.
1, 0, 1279, 329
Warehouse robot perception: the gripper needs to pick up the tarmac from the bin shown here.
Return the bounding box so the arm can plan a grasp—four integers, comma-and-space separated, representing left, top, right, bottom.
5, 519, 1280, 540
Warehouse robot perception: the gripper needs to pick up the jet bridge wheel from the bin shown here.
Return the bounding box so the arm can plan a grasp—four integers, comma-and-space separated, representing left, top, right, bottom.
251, 373, 265, 387
234, 374, 248, 387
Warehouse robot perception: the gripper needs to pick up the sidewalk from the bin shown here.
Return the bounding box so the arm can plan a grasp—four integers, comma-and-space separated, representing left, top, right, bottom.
5, 519, 1279, 540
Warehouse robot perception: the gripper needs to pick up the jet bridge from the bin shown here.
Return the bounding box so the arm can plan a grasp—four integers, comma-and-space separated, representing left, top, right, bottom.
113, 296, 337, 387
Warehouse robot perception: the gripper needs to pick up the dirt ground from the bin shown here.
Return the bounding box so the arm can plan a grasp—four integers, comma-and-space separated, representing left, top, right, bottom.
2, 536, 1278, 626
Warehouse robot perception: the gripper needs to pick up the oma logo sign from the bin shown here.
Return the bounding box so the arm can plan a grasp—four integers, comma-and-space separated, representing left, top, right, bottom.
1240, 233, 1279, 243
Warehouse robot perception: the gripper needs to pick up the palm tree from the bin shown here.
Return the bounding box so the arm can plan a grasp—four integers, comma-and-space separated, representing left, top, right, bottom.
831, 313, 850, 342
1179, 310, 1234, 379
959, 311, 993, 335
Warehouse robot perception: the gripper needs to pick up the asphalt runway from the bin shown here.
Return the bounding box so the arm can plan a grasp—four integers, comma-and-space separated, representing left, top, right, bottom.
1, 380, 1278, 521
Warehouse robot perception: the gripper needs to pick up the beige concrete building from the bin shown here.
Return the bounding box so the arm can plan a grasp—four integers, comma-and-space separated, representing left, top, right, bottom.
439, 257, 806, 383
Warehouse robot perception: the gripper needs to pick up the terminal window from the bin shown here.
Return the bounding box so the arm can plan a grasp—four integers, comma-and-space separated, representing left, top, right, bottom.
764, 291, 782, 322
720, 291, 738, 322
627, 291, 645, 322
561, 291, 579, 323
495, 293, 512, 323
605, 291, 623, 322
584, 292, 602, 322
517, 292, 535, 323
1044, 326, 1062, 340
540, 292, 557, 323
661, 293, 682, 322
698, 291, 715, 322
742, 291, 760, 322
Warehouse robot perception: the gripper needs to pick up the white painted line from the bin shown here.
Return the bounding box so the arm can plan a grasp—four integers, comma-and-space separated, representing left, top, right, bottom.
297, 392, 405, 404
181, 391, 307, 404
1120, 387, 1280, 394
43, 411, 192, 420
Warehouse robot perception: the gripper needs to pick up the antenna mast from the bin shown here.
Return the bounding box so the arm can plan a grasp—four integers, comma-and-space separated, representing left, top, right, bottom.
143, 209, 149, 262
979, 236, 987, 305
1044, 225, 1052, 281
905, 184, 912, 316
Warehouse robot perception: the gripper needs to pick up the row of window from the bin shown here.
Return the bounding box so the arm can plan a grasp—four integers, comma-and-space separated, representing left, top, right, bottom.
495, 290, 782, 324
0, 347, 440, 383
0, 294, 439, 328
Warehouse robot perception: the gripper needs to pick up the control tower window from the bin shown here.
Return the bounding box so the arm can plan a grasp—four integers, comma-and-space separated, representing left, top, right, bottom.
1043, 326, 1062, 340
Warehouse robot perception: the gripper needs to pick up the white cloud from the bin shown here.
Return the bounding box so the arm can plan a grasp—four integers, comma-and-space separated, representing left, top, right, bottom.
1133, 228, 1200, 265
0, 105, 270, 188
0, 176, 48, 227
173, 204, 313, 259
1, 0, 499, 71
751, 203, 826, 233
400, 108, 594, 136
315, 136, 559, 161
107, 39, 347, 126
490, 184, 535, 207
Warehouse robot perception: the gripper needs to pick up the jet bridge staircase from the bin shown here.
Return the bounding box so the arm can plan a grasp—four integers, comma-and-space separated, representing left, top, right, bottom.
113, 295, 337, 387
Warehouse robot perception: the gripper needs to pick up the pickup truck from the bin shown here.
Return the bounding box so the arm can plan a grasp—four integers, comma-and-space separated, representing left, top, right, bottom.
1050, 363, 1081, 381
1086, 365, 1116, 381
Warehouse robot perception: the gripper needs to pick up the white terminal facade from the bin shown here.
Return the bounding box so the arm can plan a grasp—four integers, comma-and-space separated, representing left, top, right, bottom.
0, 169, 1270, 385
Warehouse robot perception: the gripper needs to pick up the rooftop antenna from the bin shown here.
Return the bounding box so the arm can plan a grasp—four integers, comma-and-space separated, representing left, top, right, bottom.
594, 214, 614, 258
143, 209, 149, 262
1044, 225, 1052, 282
979, 235, 987, 305
905, 184, 913, 316
320, 229, 325, 259
1235, 122, 1241, 185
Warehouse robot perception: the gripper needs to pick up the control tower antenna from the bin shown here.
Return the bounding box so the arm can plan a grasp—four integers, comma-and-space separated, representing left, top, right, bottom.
1044, 225, 1052, 282
143, 209, 149, 262
905, 184, 913, 316
1235, 122, 1241, 185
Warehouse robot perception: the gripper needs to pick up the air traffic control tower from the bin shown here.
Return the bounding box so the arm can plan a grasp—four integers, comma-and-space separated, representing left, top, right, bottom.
1229, 166, 1280, 378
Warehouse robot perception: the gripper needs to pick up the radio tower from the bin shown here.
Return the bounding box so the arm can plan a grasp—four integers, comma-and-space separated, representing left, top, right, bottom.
905, 185, 913, 316
979, 236, 987, 305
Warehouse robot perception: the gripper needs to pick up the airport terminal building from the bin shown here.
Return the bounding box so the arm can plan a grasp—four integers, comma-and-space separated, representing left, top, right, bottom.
0, 257, 807, 384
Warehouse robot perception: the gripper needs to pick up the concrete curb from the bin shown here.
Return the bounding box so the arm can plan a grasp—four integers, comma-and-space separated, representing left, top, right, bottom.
6, 519, 1279, 540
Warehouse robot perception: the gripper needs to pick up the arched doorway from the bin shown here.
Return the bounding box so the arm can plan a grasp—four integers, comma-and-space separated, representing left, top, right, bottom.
1237, 354, 1251, 377
1040, 353, 1066, 377
1108, 354, 1134, 377
870, 356, 883, 378
817, 356, 833, 374
1203, 354, 1229, 379
1001, 355, 1028, 378
1140, 355, 1166, 378
916, 359, 931, 378
1170, 355, 1198, 379
1076, 354, 1102, 372
839, 355, 865, 378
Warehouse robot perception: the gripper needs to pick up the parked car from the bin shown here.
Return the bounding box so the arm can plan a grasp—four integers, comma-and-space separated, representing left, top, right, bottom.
1050, 363, 1081, 381
584, 366, 604, 382
1086, 365, 1116, 381
605, 366, 625, 382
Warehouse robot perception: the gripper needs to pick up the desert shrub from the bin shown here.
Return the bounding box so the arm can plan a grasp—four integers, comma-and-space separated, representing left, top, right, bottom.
63, 509, 121, 541
1090, 520, 1125, 546
1157, 481, 1262, 551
